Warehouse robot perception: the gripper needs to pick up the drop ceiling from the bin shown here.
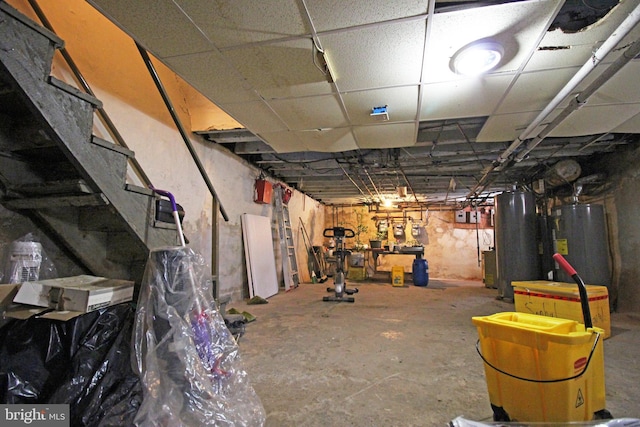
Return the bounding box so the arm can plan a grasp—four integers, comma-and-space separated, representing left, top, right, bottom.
87, 0, 640, 206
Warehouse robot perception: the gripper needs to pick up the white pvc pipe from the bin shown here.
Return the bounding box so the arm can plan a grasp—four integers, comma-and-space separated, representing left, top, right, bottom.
515, 36, 640, 162
468, 3, 640, 197
497, 3, 640, 164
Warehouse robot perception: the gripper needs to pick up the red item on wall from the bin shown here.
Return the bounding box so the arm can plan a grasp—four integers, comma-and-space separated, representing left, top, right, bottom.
254, 179, 273, 204
281, 188, 292, 204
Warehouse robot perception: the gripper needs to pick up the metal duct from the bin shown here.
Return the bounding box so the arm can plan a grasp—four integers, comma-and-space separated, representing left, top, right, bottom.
544, 159, 582, 188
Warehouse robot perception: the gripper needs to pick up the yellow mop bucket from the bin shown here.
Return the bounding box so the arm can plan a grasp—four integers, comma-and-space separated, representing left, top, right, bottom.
472, 254, 610, 422
472, 312, 605, 422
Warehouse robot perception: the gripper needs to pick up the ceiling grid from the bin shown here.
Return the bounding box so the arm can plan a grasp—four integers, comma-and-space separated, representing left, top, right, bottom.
86, 0, 640, 205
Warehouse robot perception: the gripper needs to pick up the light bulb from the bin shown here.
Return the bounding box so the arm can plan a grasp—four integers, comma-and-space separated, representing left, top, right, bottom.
451, 41, 504, 76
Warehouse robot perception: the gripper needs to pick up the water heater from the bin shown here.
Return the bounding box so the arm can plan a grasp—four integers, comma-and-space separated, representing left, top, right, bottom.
553, 204, 610, 288
494, 191, 540, 300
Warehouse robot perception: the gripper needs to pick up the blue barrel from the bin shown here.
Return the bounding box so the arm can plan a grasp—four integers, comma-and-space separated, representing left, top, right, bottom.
412, 258, 429, 287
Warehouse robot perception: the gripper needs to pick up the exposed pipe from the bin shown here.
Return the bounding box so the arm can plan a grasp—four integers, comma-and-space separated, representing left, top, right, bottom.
337, 161, 370, 200
363, 167, 383, 201
514, 37, 640, 162
468, 3, 640, 197
397, 166, 420, 203
505, 4, 640, 161
475, 205, 481, 267
136, 43, 229, 221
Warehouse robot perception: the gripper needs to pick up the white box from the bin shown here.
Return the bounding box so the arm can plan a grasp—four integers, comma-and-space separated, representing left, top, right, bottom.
455, 210, 467, 223
12, 275, 134, 319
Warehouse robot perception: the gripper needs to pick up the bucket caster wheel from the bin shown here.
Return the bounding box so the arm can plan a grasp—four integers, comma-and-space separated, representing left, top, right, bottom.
594, 409, 613, 420
491, 404, 510, 422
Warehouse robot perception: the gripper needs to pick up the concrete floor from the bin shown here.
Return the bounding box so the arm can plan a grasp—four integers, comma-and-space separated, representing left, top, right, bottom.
233, 277, 640, 427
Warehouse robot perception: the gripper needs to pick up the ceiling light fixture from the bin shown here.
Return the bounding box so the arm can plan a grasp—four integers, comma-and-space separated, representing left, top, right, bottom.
451, 41, 504, 76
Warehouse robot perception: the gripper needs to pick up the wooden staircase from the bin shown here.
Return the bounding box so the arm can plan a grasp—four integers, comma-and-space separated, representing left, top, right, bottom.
0, 3, 178, 284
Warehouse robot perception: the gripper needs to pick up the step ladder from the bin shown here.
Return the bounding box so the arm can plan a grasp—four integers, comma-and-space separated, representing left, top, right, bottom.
275, 186, 300, 291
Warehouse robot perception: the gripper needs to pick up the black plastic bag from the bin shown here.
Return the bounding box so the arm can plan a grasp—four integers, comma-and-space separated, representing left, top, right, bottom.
0, 303, 141, 426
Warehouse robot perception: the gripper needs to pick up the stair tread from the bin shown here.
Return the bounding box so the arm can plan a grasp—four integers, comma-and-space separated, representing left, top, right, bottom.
125, 183, 154, 196
0, 4, 178, 285
4, 193, 108, 209
0, 3, 64, 48
48, 77, 102, 108
12, 179, 93, 195
91, 136, 135, 158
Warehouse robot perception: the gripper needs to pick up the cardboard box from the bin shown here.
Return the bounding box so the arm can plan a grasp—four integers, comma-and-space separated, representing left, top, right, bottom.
0, 283, 21, 309
347, 266, 366, 281
11, 275, 134, 320
1, 283, 22, 326
512, 280, 610, 338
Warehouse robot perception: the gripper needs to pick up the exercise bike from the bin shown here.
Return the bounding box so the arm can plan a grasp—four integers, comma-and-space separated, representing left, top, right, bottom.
323, 227, 359, 303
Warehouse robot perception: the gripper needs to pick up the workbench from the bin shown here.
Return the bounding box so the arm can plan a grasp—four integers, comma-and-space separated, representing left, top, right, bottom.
369, 247, 424, 273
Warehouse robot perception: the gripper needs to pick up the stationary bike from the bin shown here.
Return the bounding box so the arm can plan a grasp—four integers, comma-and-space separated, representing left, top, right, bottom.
322, 227, 359, 303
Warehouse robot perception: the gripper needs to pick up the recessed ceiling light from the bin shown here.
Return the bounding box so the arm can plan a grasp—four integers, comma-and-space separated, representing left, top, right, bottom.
451, 41, 504, 76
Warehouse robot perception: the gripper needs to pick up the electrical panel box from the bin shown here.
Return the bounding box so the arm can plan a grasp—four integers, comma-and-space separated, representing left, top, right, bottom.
469, 211, 479, 223
455, 210, 467, 223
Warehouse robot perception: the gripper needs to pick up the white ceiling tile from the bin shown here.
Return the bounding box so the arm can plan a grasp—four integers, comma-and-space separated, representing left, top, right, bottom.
525, 5, 640, 73
424, 0, 562, 83
268, 95, 348, 131
163, 51, 260, 104
220, 101, 287, 134
541, 0, 640, 50
495, 67, 579, 114
420, 74, 513, 120
354, 123, 416, 148
259, 128, 358, 153
613, 110, 640, 133
476, 111, 545, 143
306, 0, 428, 32
293, 128, 358, 152
576, 62, 640, 105
175, 0, 305, 47
523, 44, 595, 72
342, 86, 418, 125
526, 29, 608, 73
320, 19, 426, 92
184, 85, 242, 131
254, 131, 305, 153
82, 0, 640, 204
89, 0, 212, 58
550, 104, 640, 137
223, 39, 334, 99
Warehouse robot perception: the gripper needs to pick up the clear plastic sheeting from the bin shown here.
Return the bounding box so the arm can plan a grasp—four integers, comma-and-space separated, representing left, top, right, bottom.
0, 233, 57, 284
133, 246, 265, 427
